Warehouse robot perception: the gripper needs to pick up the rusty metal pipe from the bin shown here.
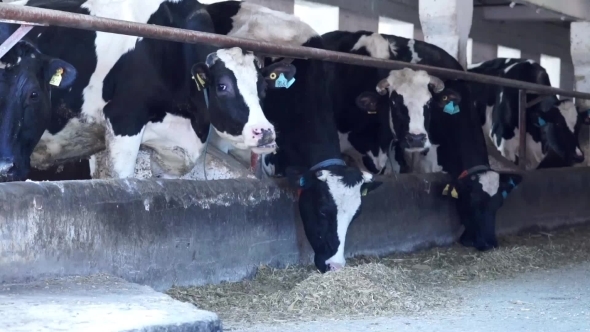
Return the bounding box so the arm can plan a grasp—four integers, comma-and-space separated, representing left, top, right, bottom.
518, 90, 528, 171
0, 4, 589, 100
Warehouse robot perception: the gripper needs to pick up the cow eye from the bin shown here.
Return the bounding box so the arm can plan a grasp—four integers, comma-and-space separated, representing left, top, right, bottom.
29, 91, 39, 101
442, 95, 448, 101
217, 84, 227, 92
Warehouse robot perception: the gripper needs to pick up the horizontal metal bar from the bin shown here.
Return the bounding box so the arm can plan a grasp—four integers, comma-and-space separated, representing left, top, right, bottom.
0, 3, 589, 100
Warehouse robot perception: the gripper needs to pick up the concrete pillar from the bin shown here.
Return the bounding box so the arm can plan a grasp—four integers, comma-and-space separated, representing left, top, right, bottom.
339, 9, 378, 32
570, 22, 590, 166
418, 0, 473, 68
571, 22, 590, 110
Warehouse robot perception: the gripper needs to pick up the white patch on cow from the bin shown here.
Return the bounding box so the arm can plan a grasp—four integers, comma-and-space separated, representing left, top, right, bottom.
80, 0, 173, 122
260, 153, 276, 177
467, 61, 484, 70
504, 58, 511, 64
382, 68, 432, 150
526, 59, 535, 64
103, 121, 145, 178
367, 149, 388, 173
576, 147, 583, 158
557, 100, 577, 133
213, 47, 276, 153
408, 39, 422, 63
478, 171, 499, 196
338, 132, 370, 173
141, 113, 206, 178
316, 170, 371, 268
352, 33, 391, 59
228, 2, 318, 46
403, 144, 443, 174
503, 62, 519, 74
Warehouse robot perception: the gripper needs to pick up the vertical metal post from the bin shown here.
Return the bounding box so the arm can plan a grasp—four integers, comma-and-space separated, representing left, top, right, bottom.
518, 89, 527, 171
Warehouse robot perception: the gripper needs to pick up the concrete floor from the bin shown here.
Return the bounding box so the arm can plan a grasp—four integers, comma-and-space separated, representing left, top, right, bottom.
229, 262, 590, 332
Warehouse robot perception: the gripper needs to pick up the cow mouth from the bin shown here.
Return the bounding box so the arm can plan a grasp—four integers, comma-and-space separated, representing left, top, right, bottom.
252, 143, 277, 154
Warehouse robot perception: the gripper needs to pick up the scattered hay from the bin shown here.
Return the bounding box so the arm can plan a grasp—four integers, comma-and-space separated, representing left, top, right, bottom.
168, 224, 590, 326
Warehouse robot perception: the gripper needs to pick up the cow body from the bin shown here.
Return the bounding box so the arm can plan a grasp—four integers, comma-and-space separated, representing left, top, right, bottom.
323, 32, 521, 251
205, 2, 382, 273
468, 58, 585, 170
0, 0, 278, 181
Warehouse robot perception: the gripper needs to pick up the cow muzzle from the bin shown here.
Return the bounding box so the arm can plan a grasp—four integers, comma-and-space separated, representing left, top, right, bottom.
245, 125, 277, 154
403, 133, 429, 151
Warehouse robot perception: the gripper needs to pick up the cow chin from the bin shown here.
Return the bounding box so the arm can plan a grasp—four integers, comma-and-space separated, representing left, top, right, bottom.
251, 144, 278, 154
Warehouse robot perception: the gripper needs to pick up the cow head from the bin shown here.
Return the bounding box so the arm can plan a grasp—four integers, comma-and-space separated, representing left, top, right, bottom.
191, 47, 296, 154
355, 68, 447, 156
0, 41, 77, 182
286, 162, 382, 273
533, 98, 584, 165
446, 170, 523, 251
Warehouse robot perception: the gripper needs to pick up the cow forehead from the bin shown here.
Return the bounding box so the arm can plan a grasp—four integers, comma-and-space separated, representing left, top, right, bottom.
215, 48, 257, 73
386, 69, 432, 107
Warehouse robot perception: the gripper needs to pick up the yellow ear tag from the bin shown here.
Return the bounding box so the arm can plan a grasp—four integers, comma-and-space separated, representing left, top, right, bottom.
269, 72, 277, 80
442, 184, 450, 196
49, 68, 64, 87
451, 188, 458, 199
361, 187, 368, 196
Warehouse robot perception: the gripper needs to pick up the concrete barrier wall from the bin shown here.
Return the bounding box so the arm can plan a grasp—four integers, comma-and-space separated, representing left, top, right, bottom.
1, 167, 590, 291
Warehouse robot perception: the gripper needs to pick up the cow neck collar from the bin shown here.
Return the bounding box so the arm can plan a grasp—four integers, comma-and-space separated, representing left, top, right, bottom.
309, 158, 347, 171
298, 158, 347, 198
458, 164, 490, 180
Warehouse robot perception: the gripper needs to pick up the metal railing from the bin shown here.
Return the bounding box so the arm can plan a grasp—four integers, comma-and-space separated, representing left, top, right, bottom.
0, 3, 587, 171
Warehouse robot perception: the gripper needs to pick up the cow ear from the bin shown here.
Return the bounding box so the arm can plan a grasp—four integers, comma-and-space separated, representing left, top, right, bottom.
360, 181, 383, 196
191, 63, 210, 90
44, 58, 77, 89
286, 166, 311, 189
262, 62, 296, 89
355, 91, 380, 114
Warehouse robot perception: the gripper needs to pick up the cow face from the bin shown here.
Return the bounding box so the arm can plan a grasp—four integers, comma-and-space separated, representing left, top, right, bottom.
355, 69, 446, 158
375, 69, 444, 153
535, 99, 584, 165
191, 47, 295, 154
0, 43, 76, 182
287, 165, 382, 273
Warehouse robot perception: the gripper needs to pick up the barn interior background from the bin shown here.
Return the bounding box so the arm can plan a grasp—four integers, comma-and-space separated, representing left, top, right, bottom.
2, 0, 590, 331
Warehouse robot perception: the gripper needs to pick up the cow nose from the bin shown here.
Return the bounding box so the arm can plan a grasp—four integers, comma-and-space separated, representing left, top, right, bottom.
405, 133, 427, 148
327, 262, 343, 272
253, 128, 276, 147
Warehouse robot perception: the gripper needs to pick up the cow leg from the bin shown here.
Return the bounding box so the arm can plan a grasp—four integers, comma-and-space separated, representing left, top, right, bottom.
141, 114, 205, 179
457, 196, 477, 248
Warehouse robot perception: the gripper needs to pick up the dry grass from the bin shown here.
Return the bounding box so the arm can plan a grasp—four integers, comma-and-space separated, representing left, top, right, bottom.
167, 224, 590, 326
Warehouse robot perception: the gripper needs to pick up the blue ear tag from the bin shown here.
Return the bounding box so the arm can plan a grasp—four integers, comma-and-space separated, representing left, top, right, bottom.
502, 190, 508, 199
275, 73, 296, 89
443, 101, 460, 115
508, 178, 516, 188
538, 117, 547, 127
299, 177, 305, 187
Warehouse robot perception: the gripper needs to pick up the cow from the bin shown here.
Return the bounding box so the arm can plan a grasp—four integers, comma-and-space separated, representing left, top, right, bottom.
322, 30, 464, 175
204, 1, 383, 273
319, 31, 521, 251
468, 58, 586, 170
0, 0, 281, 182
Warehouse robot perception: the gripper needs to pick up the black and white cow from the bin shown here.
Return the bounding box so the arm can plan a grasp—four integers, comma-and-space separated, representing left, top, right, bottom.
322, 31, 521, 251
322, 30, 464, 174
204, 2, 383, 273
0, 0, 280, 182
468, 58, 586, 170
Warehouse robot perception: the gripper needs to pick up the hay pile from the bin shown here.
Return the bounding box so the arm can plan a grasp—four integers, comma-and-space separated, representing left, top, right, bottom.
168, 225, 590, 326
